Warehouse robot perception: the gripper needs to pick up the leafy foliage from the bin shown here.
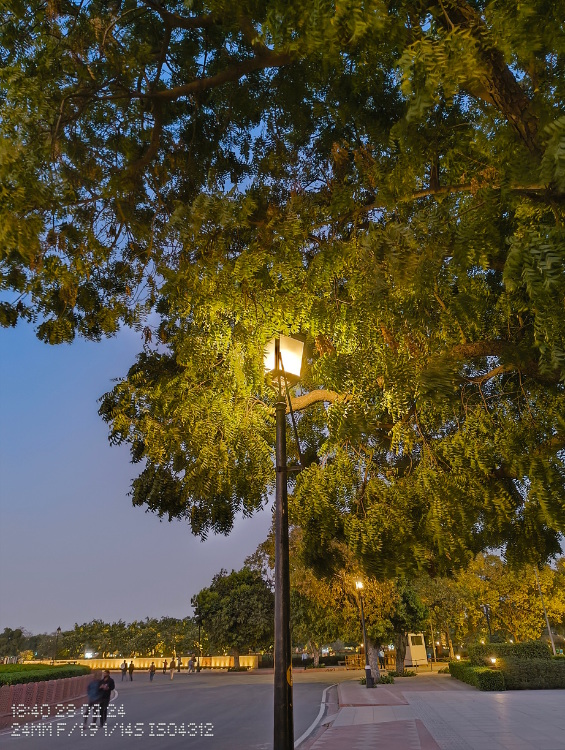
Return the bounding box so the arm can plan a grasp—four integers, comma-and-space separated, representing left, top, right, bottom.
448, 660, 505, 691
2, 1, 565, 572
469, 640, 552, 665
191, 567, 274, 665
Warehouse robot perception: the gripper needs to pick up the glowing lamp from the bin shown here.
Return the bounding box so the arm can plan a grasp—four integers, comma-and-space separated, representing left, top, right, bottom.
490, 657, 497, 664
85, 651, 94, 659
264, 336, 304, 380
355, 581, 364, 590
456, 655, 461, 660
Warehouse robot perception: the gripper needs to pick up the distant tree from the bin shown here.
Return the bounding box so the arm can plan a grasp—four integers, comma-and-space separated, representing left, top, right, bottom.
0, 628, 25, 657
192, 568, 274, 668
415, 575, 467, 657
454, 553, 565, 644
387, 583, 428, 673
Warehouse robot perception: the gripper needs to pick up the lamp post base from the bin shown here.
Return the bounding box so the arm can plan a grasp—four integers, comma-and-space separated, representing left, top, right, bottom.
365, 665, 374, 688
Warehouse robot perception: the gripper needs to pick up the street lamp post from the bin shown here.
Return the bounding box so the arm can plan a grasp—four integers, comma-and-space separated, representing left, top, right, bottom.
53, 627, 61, 665
264, 335, 305, 750
355, 581, 374, 688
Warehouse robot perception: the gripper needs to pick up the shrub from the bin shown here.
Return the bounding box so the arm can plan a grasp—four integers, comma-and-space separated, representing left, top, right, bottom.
438, 667, 450, 674
469, 641, 551, 666
474, 668, 506, 691
0, 665, 91, 686
448, 660, 505, 691
377, 674, 395, 684
227, 666, 249, 672
500, 658, 565, 690
388, 670, 417, 677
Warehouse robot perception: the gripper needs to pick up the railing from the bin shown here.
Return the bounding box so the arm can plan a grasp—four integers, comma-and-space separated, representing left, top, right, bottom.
0, 673, 97, 730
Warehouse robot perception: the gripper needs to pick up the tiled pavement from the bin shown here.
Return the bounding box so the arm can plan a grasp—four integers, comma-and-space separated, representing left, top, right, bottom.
302, 673, 565, 750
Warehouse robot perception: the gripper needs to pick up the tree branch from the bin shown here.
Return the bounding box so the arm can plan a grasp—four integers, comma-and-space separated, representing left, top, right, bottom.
140, 1, 216, 30
436, 0, 540, 155
288, 389, 349, 413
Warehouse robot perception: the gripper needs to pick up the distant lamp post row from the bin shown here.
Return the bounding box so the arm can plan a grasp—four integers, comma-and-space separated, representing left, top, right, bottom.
355, 581, 374, 688
264, 334, 306, 750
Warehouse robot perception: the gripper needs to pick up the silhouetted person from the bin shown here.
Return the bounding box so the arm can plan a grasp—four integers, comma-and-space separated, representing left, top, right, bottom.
120, 660, 127, 681
128, 661, 134, 681
163, 659, 168, 674
177, 657, 182, 672
83, 677, 101, 725
149, 662, 156, 681
98, 670, 115, 727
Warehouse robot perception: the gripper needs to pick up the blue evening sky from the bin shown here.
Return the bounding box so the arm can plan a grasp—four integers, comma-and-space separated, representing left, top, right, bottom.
0, 324, 272, 635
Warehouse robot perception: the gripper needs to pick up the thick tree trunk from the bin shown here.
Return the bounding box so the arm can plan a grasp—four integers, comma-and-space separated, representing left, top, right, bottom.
394, 632, 408, 674
445, 628, 454, 659
232, 650, 240, 669
367, 637, 381, 683
312, 645, 321, 667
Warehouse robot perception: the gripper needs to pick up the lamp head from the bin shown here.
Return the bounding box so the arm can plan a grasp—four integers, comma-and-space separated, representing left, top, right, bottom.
264, 335, 304, 380
355, 580, 364, 590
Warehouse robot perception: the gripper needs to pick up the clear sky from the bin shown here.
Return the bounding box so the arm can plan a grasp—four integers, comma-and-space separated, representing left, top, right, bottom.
0, 324, 273, 635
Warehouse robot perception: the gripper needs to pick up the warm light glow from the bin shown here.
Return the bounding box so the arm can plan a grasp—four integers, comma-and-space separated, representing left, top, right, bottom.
480, 640, 485, 645
264, 335, 304, 378
509, 639, 513, 643
85, 652, 94, 659
456, 655, 461, 660
436, 641, 440, 645
355, 580, 364, 590
490, 657, 497, 664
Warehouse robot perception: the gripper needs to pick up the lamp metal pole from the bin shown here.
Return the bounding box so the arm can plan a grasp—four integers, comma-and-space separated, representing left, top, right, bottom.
358, 593, 373, 688
53, 627, 61, 665
274, 387, 293, 750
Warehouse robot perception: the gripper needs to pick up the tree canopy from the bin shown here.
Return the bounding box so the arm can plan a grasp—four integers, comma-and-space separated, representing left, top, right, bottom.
2, 1, 565, 575
191, 567, 274, 666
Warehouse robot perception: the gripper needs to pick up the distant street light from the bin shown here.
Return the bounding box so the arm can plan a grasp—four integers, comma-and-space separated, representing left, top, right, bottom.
264, 335, 305, 750
355, 581, 374, 688
52, 627, 61, 665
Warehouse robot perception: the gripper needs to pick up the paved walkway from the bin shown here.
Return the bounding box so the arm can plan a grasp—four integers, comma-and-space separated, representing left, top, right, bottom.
301, 672, 565, 750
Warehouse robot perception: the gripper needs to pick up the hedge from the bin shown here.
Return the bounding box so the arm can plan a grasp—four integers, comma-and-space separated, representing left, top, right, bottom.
448, 661, 505, 691
0, 665, 91, 686
468, 641, 551, 666
500, 658, 565, 690
0, 664, 60, 673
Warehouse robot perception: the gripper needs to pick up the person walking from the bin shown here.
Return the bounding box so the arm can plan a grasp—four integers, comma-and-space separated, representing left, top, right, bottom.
169, 657, 175, 680
177, 657, 182, 672
120, 660, 127, 681
378, 646, 386, 670
188, 656, 194, 673
162, 659, 167, 674
149, 661, 156, 681
83, 676, 101, 726
98, 670, 115, 727
128, 661, 134, 681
